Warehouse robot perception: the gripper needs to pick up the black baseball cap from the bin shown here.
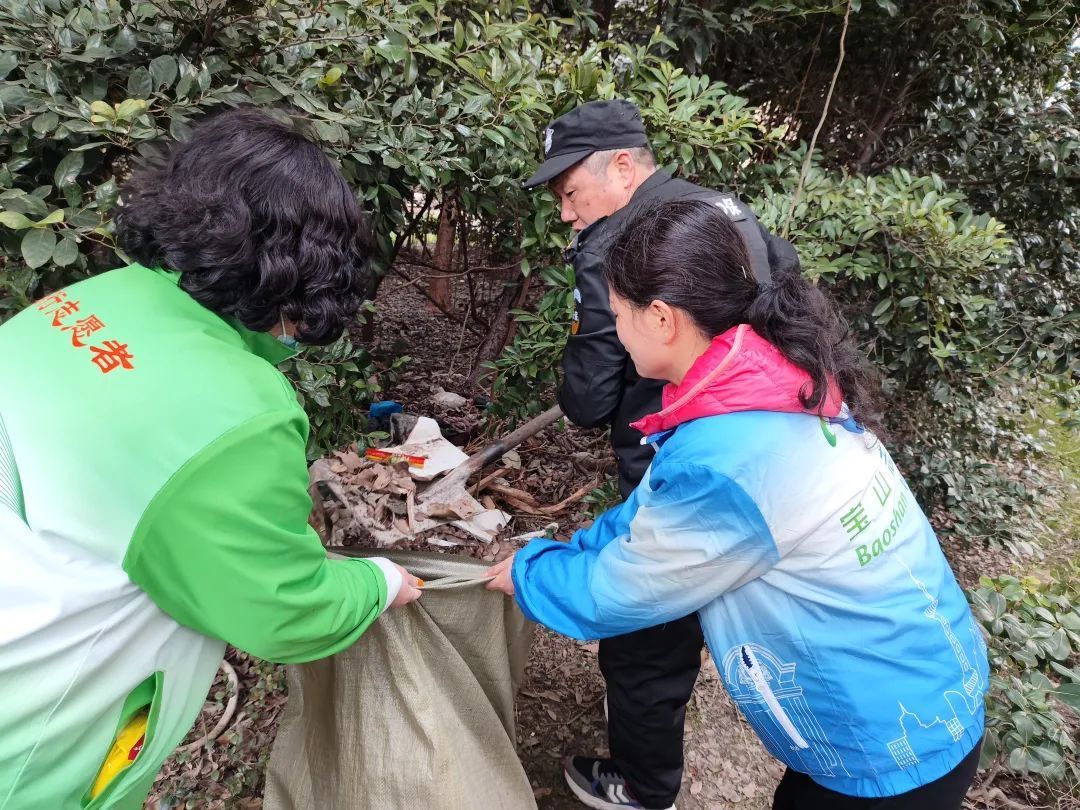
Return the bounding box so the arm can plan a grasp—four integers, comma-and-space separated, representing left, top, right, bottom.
523, 99, 649, 189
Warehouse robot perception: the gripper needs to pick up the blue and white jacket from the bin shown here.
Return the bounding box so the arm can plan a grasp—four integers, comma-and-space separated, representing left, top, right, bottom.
512, 325, 987, 798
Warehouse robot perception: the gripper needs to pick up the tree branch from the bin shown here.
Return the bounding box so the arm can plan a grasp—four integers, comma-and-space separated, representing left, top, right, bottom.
783, 0, 853, 239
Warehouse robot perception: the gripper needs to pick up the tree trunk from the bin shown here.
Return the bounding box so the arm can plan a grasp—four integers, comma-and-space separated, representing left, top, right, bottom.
465, 268, 534, 390
357, 264, 388, 344
428, 195, 455, 314
594, 0, 616, 36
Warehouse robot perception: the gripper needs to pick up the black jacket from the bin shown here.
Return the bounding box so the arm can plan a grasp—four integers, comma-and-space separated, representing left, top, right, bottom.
557, 171, 801, 496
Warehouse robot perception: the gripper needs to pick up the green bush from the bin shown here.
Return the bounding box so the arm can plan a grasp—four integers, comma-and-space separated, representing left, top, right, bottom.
749, 154, 1012, 394
282, 335, 412, 460
970, 572, 1080, 783
0, 0, 762, 444
743, 153, 1059, 555
486, 263, 574, 422
582, 477, 620, 517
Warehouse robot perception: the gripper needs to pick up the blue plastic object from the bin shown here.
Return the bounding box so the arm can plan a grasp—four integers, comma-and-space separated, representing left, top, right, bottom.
368, 400, 404, 419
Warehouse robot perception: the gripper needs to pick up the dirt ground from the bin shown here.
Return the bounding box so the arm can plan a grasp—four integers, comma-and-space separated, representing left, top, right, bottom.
149, 278, 1071, 809
517, 630, 785, 810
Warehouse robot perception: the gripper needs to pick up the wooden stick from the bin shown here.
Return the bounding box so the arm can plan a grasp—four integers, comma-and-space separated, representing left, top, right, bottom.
488, 480, 596, 516
472, 468, 506, 497
418, 404, 563, 507
180, 659, 239, 752
486, 482, 541, 507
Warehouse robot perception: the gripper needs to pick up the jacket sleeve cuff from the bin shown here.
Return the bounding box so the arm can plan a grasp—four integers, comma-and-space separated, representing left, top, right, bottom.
364, 557, 402, 613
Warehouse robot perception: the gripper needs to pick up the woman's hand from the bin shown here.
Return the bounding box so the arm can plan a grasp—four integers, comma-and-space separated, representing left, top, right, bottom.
485, 553, 516, 596
389, 563, 424, 608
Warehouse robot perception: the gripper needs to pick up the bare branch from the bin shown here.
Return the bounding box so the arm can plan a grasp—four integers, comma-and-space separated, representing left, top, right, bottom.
783, 0, 853, 239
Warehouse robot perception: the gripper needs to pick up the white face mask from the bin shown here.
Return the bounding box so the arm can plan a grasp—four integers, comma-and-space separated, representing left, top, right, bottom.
277, 312, 300, 350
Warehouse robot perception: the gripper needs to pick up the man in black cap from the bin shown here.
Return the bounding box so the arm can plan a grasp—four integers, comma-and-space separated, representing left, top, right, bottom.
523, 99, 799, 810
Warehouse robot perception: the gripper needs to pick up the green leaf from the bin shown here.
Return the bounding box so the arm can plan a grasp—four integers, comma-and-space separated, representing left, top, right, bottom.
1012, 712, 1038, 743
127, 66, 153, 98
978, 733, 998, 769
54, 151, 84, 188
0, 190, 48, 218
707, 150, 724, 176
403, 52, 418, 85
149, 55, 178, 89
52, 236, 79, 267
872, 298, 892, 317
43, 65, 59, 96
1029, 745, 1062, 769
21, 227, 56, 269
0, 51, 17, 80
115, 99, 147, 122
1052, 682, 1080, 712
0, 211, 34, 230
461, 94, 487, 116
32, 111, 59, 134
113, 27, 138, 55
1060, 611, 1080, 631
89, 100, 114, 120
176, 71, 193, 99
34, 210, 64, 227
390, 94, 409, 119
83, 33, 114, 60
987, 590, 1007, 619
169, 114, 192, 140
1007, 746, 1030, 772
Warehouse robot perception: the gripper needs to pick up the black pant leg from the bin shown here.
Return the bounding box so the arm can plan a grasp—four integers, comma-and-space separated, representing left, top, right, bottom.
598, 613, 705, 809
772, 741, 982, 810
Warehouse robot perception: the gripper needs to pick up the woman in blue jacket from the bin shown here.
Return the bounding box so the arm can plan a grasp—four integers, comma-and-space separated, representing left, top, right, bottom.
487, 200, 987, 810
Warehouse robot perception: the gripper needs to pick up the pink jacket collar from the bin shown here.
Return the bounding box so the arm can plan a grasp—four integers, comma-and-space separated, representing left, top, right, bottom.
631, 324, 844, 436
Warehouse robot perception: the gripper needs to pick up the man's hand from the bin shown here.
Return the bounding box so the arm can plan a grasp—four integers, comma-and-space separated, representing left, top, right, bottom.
389, 563, 424, 608
485, 553, 516, 596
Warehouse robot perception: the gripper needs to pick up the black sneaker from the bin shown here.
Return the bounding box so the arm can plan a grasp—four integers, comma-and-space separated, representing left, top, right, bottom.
561, 756, 676, 810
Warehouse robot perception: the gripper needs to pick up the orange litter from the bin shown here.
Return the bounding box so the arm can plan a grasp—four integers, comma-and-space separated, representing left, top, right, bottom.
364, 447, 427, 469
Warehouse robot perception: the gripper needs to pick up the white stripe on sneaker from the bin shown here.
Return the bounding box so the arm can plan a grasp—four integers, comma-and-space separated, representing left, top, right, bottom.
563, 768, 624, 810
562, 761, 678, 810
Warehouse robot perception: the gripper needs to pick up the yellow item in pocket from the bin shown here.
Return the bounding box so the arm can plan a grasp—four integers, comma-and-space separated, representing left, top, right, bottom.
90, 711, 148, 799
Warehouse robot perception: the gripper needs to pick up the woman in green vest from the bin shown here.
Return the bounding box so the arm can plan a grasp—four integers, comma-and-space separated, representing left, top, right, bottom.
0, 108, 422, 809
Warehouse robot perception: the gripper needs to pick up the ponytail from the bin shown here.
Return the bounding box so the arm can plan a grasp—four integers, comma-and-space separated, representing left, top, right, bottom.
748, 272, 885, 436
606, 199, 886, 436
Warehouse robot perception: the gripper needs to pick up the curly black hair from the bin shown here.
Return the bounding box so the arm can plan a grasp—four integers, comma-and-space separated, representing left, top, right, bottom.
114, 107, 372, 345
604, 199, 886, 437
